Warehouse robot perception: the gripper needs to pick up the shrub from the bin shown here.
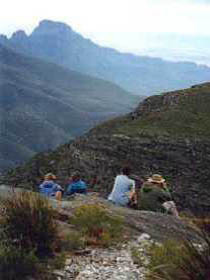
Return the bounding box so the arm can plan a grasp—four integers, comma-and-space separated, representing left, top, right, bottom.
0, 191, 58, 257
47, 252, 66, 270
0, 241, 40, 280
146, 240, 187, 280
61, 231, 85, 251
146, 219, 210, 280
70, 204, 124, 246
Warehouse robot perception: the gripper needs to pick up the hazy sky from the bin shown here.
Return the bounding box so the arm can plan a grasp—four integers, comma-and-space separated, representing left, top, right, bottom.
1, 0, 210, 53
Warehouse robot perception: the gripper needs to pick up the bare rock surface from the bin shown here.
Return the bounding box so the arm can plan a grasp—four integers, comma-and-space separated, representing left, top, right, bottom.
0, 185, 200, 242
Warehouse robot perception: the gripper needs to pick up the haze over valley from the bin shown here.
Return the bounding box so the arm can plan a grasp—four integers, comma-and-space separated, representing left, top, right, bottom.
0, 43, 137, 171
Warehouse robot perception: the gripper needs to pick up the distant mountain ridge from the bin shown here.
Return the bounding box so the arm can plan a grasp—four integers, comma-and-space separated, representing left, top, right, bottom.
0, 44, 137, 171
1, 19, 210, 95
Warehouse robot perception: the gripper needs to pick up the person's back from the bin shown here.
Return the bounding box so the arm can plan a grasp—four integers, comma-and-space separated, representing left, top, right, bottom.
66, 172, 87, 195
108, 166, 135, 206
66, 180, 87, 195
137, 181, 171, 212
40, 181, 61, 195
137, 174, 180, 218
39, 173, 63, 197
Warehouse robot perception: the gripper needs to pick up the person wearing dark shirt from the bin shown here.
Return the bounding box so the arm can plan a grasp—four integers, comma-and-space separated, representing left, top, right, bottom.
138, 174, 180, 218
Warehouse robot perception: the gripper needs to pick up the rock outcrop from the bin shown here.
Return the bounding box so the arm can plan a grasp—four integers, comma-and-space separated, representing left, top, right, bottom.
0, 185, 200, 243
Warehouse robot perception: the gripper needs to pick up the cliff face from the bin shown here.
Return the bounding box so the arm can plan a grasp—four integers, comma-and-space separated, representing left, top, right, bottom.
3, 83, 210, 214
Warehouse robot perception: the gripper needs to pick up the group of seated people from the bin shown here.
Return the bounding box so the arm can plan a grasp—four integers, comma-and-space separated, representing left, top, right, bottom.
108, 166, 180, 218
39, 166, 180, 218
39, 171, 87, 199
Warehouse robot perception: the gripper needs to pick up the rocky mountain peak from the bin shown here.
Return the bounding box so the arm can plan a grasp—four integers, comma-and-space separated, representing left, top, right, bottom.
0, 20, 210, 95
31, 19, 73, 37
11, 30, 28, 41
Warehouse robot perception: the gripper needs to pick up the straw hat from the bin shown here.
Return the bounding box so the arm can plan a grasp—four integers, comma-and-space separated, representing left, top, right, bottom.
147, 174, 165, 184
44, 173, 56, 180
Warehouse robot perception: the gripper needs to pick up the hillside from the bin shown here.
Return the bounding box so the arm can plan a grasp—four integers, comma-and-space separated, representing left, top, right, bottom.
3, 83, 210, 214
1, 20, 210, 95
0, 44, 138, 171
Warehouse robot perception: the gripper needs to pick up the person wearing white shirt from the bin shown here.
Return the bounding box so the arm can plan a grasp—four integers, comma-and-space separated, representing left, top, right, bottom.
108, 166, 135, 206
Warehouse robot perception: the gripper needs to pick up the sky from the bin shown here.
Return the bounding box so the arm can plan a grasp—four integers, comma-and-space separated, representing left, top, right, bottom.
1, 0, 210, 60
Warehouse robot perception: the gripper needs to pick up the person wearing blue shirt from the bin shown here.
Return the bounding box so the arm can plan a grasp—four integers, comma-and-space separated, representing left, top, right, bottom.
66, 172, 87, 196
39, 173, 63, 198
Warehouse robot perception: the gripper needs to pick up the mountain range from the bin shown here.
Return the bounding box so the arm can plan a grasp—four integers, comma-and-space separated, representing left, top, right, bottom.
1, 19, 210, 95
4, 82, 210, 213
0, 44, 137, 171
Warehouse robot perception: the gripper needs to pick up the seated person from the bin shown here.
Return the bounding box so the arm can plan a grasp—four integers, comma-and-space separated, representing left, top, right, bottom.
39, 173, 63, 199
137, 174, 179, 218
108, 166, 135, 207
66, 172, 87, 195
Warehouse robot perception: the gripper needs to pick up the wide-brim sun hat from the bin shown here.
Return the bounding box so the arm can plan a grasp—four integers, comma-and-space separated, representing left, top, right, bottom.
147, 174, 165, 184
44, 173, 56, 180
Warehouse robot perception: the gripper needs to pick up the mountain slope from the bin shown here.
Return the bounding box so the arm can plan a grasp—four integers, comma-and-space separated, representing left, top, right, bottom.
4, 83, 210, 213
1, 20, 210, 95
0, 44, 137, 171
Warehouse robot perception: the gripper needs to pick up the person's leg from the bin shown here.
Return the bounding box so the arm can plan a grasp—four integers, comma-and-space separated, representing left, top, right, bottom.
55, 191, 62, 201
163, 201, 180, 219
170, 204, 180, 219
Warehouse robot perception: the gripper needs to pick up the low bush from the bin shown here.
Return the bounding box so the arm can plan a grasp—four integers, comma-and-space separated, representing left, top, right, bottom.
47, 252, 66, 270
0, 191, 58, 257
0, 241, 40, 280
0, 191, 67, 279
146, 219, 210, 280
61, 231, 85, 251
146, 240, 187, 280
70, 204, 124, 246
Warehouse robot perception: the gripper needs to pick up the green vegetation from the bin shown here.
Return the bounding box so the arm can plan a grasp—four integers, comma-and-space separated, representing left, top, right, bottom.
60, 231, 85, 251
0, 191, 58, 257
0, 193, 126, 279
0, 191, 64, 279
145, 219, 210, 280
3, 83, 210, 213
116, 87, 210, 138
146, 240, 187, 279
0, 242, 39, 280
70, 204, 124, 247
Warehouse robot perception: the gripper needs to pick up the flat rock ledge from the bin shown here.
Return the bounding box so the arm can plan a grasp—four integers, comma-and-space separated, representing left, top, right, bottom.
0, 185, 200, 242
